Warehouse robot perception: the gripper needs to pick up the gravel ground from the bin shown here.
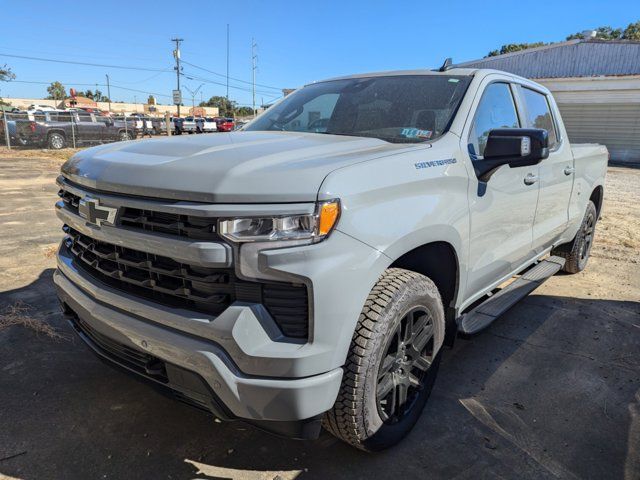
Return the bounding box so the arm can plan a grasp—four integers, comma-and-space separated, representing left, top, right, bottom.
0, 157, 638, 480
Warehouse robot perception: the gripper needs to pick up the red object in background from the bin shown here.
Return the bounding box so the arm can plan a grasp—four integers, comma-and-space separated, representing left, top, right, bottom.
69, 88, 77, 98
216, 117, 235, 132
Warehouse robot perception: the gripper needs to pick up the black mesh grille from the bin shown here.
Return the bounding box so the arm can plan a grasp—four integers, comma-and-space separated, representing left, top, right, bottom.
58, 189, 80, 214
63, 225, 309, 338
58, 189, 219, 240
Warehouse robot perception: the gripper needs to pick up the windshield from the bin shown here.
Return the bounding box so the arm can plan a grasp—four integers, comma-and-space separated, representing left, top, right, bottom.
245, 75, 471, 143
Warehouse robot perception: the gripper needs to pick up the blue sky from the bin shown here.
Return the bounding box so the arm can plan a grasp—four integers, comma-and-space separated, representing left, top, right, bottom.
1, 0, 638, 106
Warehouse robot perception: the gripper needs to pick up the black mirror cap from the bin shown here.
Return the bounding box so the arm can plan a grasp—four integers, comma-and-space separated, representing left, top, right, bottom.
476, 128, 549, 182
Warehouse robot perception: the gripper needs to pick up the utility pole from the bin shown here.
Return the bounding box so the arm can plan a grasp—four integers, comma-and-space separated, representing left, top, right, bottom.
172, 37, 183, 116
105, 74, 112, 112
226, 24, 230, 102
251, 39, 257, 117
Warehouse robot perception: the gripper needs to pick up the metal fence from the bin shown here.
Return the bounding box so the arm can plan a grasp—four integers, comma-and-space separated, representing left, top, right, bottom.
0, 109, 231, 150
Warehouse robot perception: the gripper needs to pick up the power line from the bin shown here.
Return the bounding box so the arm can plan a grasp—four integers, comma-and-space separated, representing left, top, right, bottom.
181, 59, 282, 91
0, 52, 169, 72
181, 70, 278, 96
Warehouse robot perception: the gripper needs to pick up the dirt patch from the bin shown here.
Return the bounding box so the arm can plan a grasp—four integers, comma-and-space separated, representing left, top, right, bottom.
592, 166, 640, 264
42, 244, 59, 259
0, 146, 81, 165
0, 301, 66, 340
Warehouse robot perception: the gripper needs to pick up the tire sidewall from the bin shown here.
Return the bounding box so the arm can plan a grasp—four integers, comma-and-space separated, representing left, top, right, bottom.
576, 202, 597, 271
362, 277, 445, 450
48, 133, 65, 150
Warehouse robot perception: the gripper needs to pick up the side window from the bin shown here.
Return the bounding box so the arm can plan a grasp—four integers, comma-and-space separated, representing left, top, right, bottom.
77, 113, 92, 123
468, 83, 519, 158
520, 87, 558, 148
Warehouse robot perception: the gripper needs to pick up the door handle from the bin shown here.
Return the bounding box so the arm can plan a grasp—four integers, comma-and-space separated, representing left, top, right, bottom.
524, 173, 539, 185
564, 166, 575, 175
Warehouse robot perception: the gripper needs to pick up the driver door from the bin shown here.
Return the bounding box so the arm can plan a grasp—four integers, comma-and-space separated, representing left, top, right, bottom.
462, 80, 541, 301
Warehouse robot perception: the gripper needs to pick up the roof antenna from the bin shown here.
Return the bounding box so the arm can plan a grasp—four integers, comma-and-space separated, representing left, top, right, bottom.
438, 57, 453, 72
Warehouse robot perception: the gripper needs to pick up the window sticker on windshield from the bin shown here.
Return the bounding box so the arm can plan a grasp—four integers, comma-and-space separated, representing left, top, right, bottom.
401, 128, 432, 139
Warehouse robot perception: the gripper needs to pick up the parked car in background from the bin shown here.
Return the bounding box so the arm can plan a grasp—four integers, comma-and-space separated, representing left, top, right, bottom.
16, 110, 134, 149
27, 104, 56, 112
171, 117, 185, 135
203, 117, 218, 132
128, 114, 154, 134
216, 117, 235, 132
151, 117, 167, 135
182, 116, 197, 133
0, 116, 28, 146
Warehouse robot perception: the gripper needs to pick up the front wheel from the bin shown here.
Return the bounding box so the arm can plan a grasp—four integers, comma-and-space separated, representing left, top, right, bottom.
552, 200, 597, 274
47, 132, 66, 150
118, 131, 133, 142
323, 268, 444, 451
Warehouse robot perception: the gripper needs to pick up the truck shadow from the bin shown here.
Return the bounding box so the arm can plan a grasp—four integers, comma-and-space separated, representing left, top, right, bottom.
1, 269, 638, 479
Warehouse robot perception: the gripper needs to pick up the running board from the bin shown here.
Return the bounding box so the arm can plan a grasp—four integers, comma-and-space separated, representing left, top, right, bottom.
457, 256, 565, 335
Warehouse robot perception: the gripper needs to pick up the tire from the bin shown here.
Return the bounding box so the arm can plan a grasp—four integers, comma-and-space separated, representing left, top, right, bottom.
47, 132, 66, 150
323, 268, 445, 451
552, 200, 597, 274
118, 131, 132, 142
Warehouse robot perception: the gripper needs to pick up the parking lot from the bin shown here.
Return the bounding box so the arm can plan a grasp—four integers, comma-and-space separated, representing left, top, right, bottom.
0, 154, 638, 480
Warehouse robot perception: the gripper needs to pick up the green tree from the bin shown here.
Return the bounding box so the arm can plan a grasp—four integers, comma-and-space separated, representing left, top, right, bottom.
487, 42, 546, 57
46, 81, 66, 100
199, 96, 236, 116
235, 106, 254, 116
0, 64, 15, 82
83, 89, 110, 102
567, 26, 623, 40
147, 95, 156, 105
622, 21, 640, 40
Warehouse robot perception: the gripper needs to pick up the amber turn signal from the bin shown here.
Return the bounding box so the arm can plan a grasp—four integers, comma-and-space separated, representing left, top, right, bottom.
318, 200, 340, 236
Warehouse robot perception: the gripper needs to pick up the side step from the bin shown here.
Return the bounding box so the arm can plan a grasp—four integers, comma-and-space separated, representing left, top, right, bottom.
457, 256, 565, 335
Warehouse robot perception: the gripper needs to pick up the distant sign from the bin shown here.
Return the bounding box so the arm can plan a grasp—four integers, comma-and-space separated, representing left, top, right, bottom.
172, 89, 182, 105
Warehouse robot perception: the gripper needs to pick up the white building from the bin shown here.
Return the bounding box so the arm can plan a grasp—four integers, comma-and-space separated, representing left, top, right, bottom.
457, 38, 640, 164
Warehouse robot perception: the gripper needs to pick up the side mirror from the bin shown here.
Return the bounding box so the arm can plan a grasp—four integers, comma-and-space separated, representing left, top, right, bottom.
474, 128, 549, 182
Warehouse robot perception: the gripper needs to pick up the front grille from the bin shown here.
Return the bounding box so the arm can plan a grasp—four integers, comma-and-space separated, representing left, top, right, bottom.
119, 207, 219, 240
63, 225, 309, 338
58, 189, 219, 240
58, 189, 80, 214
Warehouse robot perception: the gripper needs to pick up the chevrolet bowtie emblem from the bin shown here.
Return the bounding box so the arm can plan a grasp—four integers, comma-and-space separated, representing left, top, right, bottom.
78, 197, 117, 227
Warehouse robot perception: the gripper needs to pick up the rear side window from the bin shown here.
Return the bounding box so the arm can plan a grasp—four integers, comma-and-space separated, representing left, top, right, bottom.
468, 82, 520, 157
520, 87, 558, 148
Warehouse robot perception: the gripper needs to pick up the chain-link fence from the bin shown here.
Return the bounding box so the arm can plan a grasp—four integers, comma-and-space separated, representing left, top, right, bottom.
0, 108, 235, 150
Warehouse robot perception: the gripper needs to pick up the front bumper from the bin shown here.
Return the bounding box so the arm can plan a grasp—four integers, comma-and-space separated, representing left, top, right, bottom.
54, 255, 342, 436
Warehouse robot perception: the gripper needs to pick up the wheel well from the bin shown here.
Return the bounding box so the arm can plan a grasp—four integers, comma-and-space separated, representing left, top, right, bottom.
390, 241, 459, 312
590, 186, 603, 218
48, 130, 66, 138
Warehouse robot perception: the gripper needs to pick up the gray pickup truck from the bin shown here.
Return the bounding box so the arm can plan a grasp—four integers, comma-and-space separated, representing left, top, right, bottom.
17, 110, 134, 149
54, 68, 608, 451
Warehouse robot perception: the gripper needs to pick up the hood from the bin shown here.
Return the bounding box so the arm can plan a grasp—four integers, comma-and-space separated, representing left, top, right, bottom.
61, 131, 412, 203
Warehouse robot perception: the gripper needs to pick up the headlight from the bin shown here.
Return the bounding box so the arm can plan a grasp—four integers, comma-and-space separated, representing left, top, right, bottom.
218, 199, 340, 243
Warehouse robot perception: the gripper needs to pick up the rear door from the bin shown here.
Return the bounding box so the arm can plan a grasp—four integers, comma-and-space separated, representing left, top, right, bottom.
463, 80, 541, 300
517, 86, 574, 251
75, 112, 100, 143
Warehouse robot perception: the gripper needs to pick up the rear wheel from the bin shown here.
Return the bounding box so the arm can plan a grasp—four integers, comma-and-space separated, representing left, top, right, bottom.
552, 200, 597, 274
323, 268, 444, 451
47, 132, 66, 150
